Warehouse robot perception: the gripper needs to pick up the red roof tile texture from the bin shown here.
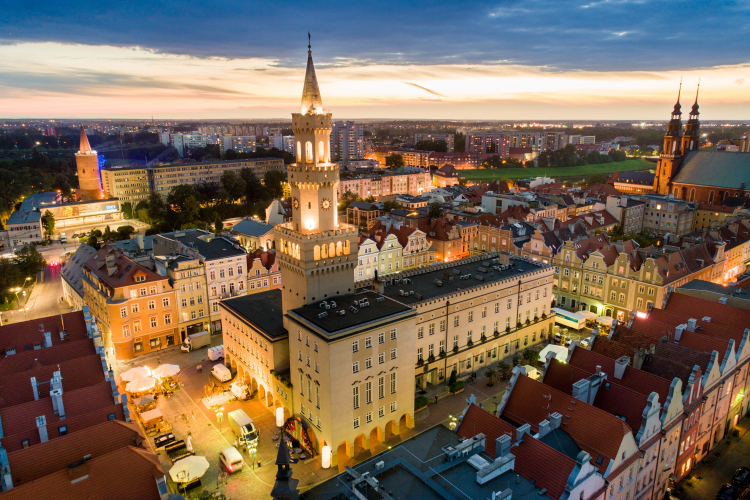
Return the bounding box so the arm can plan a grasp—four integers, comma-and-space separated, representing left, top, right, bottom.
501, 373, 631, 474
0, 311, 88, 359
457, 404, 577, 500
0, 445, 164, 500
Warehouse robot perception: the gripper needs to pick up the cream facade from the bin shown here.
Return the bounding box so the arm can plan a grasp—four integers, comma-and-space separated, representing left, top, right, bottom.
101, 166, 151, 206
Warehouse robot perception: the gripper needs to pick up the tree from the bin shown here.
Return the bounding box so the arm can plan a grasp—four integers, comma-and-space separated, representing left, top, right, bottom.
215, 215, 224, 232
428, 202, 444, 219
339, 191, 361, 209
458, 177, 468, 187
15, 245, 46, 279
41, 210, 55, 237
117, 225, 136, 240
382, 200, 400, 212
121, 202, 133, 219
52, 174, 71, 194
385, 153, 405, 169
221, 170, 247, 201
147, 193, 166, 222
524, 160, 535, 168
454, 131, 466, 152
264, 170, 286, 199
195, 182, 220, 205
103, 225, 114, 242
449, 369, 457, 386
414, 140, 448, 152
522, 349, 540, 365
239, 167, 264, 204
87, 235, 100, 250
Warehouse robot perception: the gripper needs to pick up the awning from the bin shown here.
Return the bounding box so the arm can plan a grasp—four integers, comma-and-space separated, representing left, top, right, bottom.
140, 408, 163, 422
597, 316, 615, 325
578, 311, 598, 319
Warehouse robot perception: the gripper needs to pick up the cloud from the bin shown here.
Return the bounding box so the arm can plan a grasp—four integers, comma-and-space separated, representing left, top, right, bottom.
1, 42, 749, 119
0, 1, 749, 72
403, 82, 446, 98
736, 78, 745, 85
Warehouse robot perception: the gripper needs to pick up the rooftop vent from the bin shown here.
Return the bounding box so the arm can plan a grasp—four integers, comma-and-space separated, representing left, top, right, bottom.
338, 310, 346, 316
349, 306, 359, 314
377, 297, 385, 302
318, 311, 328, 319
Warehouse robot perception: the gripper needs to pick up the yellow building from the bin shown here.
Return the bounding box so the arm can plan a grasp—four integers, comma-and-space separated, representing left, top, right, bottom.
692, 203, 738, 231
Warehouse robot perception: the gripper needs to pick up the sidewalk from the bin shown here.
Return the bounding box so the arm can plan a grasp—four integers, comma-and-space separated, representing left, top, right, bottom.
681, 417, 750, 500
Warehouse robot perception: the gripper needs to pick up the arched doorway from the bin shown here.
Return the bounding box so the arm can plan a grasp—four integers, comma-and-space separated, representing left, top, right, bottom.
605, 309, 612, 317
258, 384, 266, 401
306, 427, 319, 454
384, 420, 398, 440
266, 391, 273, 407
370, 426, 383, 453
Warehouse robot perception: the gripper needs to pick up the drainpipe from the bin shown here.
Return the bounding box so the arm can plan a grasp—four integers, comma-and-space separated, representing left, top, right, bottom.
444, 300, 451, 380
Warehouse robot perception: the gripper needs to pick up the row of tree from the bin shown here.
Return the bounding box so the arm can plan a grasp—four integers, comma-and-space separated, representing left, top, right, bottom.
128, 168, 286, 234
0, 246, 47, 300
537, 145, 628, 168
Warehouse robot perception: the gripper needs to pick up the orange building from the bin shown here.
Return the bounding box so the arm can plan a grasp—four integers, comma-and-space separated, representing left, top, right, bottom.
82, 247, 178, 360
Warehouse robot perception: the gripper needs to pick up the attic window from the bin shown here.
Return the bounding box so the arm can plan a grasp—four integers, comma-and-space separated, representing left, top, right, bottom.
596, 455, 603, 465
134, 275, 145, 282
615, 414, 627, 422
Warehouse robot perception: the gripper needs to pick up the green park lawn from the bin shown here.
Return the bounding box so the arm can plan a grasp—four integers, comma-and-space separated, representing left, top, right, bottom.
460, 157, 655, 182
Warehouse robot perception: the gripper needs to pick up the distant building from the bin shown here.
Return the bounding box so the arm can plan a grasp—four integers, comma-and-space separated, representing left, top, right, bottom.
272, 134, 295, 155
605, 195, 646, 234
75, 126, 103, 201
568, 135, 596, 145
432, 164, 464, 188
331, 121, 364, 161
221, 135, 256, 153
465, 132, 509, 156
414, 133, 455, 152
610, 170, 656, 195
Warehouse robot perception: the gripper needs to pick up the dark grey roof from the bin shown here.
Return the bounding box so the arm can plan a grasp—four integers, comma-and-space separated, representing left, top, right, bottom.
379, 255, 544, 305
194, 237, 246, 260
677, 279, 750, 299
230, 218, 275, 237
347, 201, 379, 211
614, 170, 655, 185
672, 151, 750, 189
538, 427, 583, 461
166, 255, 197, 270
220, 290, 287, 340
722, 197, 750, 209
61, 244, 98, 298
288, 291, 414, 338
303, 426, 539, 500
113, 235, 155, 253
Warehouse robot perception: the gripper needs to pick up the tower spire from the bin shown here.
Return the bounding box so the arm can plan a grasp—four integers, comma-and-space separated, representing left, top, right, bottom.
692, 79, 700, 112
673, 77, 682, 113
300, 33, 323, 115
79, 124, 92, 154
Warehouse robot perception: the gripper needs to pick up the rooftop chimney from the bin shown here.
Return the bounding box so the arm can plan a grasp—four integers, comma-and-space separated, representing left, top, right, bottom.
614, 356, 630, 380
687, 318, 697, 331
719, 296, 728, 304
31, 376, 39, 401
572, 378, 591, 404
50, 389, 65, 419
549, 412, 562, 430
537, 419, 551, 438
515, 423, 530, 444
44, 332, 52, 348
496, 434, 511, 457
36, 416, 48, 443
675, 324, 686, 342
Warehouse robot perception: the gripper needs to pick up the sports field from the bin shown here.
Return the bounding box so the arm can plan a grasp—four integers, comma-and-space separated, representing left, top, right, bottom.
460, 157, 655, 181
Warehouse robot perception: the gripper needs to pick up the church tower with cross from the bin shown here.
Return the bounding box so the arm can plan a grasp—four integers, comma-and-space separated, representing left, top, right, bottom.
274, 36, 359, 319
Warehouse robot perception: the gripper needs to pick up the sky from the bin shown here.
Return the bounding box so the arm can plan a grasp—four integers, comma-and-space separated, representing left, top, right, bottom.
1, 0, 749, 120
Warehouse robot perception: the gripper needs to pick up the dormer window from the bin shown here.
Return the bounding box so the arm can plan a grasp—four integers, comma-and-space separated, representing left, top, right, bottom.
135, 275, 145, 283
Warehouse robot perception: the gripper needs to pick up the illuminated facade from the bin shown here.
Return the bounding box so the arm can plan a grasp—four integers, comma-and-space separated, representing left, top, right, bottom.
75, 125, 103, 201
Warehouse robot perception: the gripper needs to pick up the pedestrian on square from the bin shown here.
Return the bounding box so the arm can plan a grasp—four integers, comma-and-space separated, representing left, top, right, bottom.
435, 394, 438, 405
157, 355, 161, 364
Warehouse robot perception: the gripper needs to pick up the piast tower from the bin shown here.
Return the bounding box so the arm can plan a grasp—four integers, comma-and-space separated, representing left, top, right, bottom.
274, 39, 359, 323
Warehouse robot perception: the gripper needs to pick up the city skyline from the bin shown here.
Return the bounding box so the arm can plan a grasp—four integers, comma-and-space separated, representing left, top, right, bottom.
2, 1, 749, 119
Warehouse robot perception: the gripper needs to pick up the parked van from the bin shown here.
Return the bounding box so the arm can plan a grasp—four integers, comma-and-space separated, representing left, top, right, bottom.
219, 446, 243, 473
208, 345, 224, 361
60, 233, 67, 244
211, 363, 232, 382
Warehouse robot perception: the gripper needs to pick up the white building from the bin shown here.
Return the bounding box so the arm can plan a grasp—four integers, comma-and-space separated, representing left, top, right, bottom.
332, 121, 364, 161
221, 135, 257, 153
272, 134, 296, 155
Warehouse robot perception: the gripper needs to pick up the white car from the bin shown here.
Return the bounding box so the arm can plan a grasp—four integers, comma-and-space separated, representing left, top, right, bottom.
579, 338, 591, 348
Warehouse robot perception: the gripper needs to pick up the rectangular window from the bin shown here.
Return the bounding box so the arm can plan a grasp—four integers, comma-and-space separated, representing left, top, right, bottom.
390, 372, 396, 394
390, 329, 397, 340
365, 336, 372, 348
378, 376, 384, 399
131, 303, 139, 314
164, 314, 171, 325
352, 340, 359, 353
353, 417, 360, 429
366, 381, 372, 404
378, 353, 384, 364
454, 316, 459, 327
366, 357, 372, 369
418, 327, 424, 339
148, 300, 155, 310
378, 332, 384, 344
468, 311, 474, 322
390, 348, 396, 360
379, 406, 385, 418
440, 320, 446, 331
391, 401, 397, 413
120, 307, 127, 318
366, 412, 372, 424
150, 317, 157, 328
133, 320, 141, 332
352, 361, 359, 373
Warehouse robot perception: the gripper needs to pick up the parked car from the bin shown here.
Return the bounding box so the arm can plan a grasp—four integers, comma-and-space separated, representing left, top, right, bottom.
717, 484, 741, 500
579, 338, 591, 348
733, 467, 750, 489
219, 446, 243, 473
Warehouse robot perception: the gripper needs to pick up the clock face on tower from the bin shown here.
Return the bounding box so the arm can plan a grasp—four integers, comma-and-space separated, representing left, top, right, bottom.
292, 198, 299, 210
321, 198, 331, 210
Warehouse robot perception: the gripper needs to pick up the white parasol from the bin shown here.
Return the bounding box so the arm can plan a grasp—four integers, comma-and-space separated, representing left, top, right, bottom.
169, 456, 210, 483
152, 364, 180, 378
126, 376, 157, 393
120, 366, 151, 382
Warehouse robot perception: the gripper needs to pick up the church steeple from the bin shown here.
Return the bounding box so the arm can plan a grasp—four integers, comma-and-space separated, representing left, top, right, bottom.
663, 81, 684, 156
681, 81, 701, 153
300, 33, 324, 115
270, 431, 300, 500
654, 82, 687, 196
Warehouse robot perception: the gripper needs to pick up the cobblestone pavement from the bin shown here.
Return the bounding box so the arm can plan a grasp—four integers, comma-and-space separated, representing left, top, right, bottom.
115, 337, 513, 497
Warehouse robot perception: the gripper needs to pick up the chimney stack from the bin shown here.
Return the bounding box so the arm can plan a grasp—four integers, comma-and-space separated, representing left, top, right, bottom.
538, 419, 551, 438
572, 379, 591, 403
549, 412, 562, 430
31, 376, 39, 401
515, 423, 530, 444
614, 356, 630, 380
36, 416, 48, 443
44, 332, 52, 348
496, 434, 511, 457
687, 318, 697, 331
50, 389, 65, 419
675, 324, 686, 342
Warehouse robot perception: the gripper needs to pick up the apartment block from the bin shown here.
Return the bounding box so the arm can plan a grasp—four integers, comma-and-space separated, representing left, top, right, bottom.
101, 166, 151, 205
332, 121, 364, 161
638, 194, 695, 236
414, 133, 455, 152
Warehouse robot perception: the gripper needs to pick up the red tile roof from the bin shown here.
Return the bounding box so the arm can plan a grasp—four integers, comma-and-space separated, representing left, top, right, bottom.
0, 339, 96, 376
501, 373, 631, 474
457, 404, 577, 500
0, 311, 88, 360
0, 381, 125, 452
0, 353, 105, 408
83, 246, 166, 290
7, 420, 144, 486
0, 446, 164, 500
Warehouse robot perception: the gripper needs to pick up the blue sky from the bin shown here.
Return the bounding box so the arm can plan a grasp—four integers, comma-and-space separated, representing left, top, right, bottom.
1, 0, 749, 119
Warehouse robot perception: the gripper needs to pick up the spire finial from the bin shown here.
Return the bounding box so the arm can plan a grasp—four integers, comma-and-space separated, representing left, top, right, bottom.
308, 32, 311, 52
694, 78, 700, 104
677, 77, 682, 103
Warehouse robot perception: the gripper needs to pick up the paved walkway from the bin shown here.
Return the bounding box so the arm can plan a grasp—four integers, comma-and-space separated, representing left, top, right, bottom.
115, 338, 515, 497
682, 417, 750, 500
